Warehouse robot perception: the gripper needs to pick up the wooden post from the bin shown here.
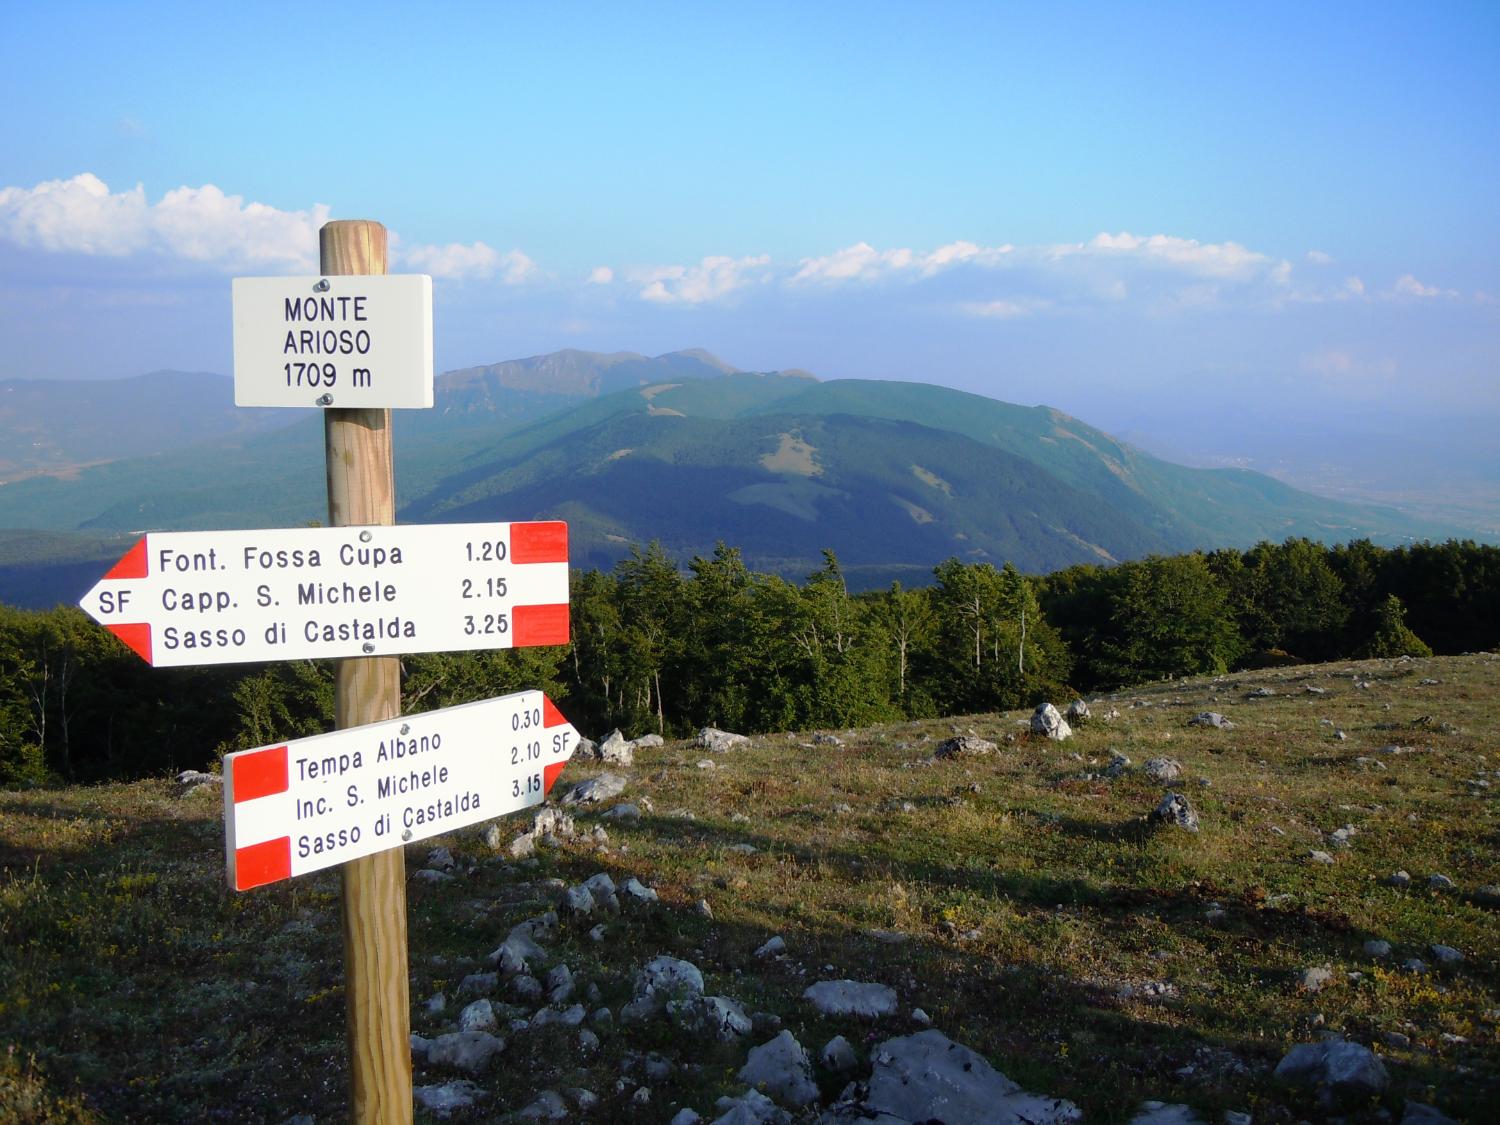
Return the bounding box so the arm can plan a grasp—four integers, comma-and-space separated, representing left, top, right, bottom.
320, 219, 412, 1124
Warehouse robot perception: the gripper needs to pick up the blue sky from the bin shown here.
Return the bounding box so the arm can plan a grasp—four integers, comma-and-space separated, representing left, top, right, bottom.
1, 2, 1496, 495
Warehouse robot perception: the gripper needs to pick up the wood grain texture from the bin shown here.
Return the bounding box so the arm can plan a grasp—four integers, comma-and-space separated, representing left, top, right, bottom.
320, 219, 412, 1125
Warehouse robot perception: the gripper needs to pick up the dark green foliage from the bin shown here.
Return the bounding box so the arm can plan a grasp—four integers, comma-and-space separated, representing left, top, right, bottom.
1358, 594, 1434, 658
1098, 554, 1244, 681
2, 537, 1497, 782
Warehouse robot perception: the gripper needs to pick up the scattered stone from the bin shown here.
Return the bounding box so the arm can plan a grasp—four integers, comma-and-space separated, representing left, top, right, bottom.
425, 991, 446, 1016
802, 979, 898, 1019
697, 759, 717, 770
489, 927, 548, 976
1327, 825, 1357, 849
822, 1035, 858, 1072
174, 769, 222, 797
1143, 757, 1183, 782
1129, 1102, 1207, 1124
1364, 940, 1393, 959
562, 773, 628, 806
755, 935, 787, 959
671, 994, 753, 1041
1188, 712, 1234, 730
426, 846, 456, 871
934, 735, 997, 759
1066, 699, 1091, 724
415, 1031, 506, 1073
1247, 687, 1276, 698
458, 971, 497, 996
458, 998, 497, 1032
583, 872, 620, 912
1299, 966, 1334, 993
635, 733, 665, 749
595, 729, 634, 766
410, 867, 454, 885
812, 732, 844, 747
738, 1030, 818, 1107
1272, 1038, 1388, 1107
546, 964, 575, 1004
532, 1004, 586, 1028
1473, 884, 1500, 907
840, 1029, 1082, 1124
1031, 703, 1073, 741
561, 885, 595, 917
1104, 752, 1132, 778
1427, 874, 1456, 891
1402, 958, 1429, 974
511, 975, 542, 1001
635, 957, 705, 1010
507, 833, 537, 860
622, 876, 659, 904
414, 1079, 484, 1117
1387, 870, 1412, 888
696, 898, 715, 920
518, 1089, 569, 1121
911, 1007, 932, 1025
710, 1088, 787, 1124
602, 802, 641, 821
668, 1110, 702, 1125
1429, 944, 1464, 966
697, 727, 750, 752
1334, 729, 1348, 741
1148, 791, 1199, 832
1309, 850, 1336, 866
1401, 1102, 1458, 1125
1382, 1031, 1412, 1049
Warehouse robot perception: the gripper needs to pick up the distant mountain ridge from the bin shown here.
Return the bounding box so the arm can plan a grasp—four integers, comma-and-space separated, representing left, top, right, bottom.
0, 370, 295, 482
0, 349, 1479, 606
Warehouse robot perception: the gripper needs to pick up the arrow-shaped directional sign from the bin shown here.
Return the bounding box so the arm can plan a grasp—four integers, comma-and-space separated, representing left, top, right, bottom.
223, 690, 579, 890
78, 521, 568, 667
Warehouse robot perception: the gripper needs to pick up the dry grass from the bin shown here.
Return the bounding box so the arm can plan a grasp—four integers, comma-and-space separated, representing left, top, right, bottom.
1, 652, 1496, 1122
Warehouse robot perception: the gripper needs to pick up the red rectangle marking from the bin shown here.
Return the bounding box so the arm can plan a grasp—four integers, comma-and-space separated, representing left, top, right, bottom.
235, 836, 291, 891
232, 744, 289, 803
513, 603, 570, 646
542, 695, 568, 728
510, 521, 568, 564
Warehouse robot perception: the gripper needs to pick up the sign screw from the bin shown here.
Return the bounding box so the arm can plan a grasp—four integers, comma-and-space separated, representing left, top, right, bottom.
401, 829, 412, 842
313, 278, 330, 292
316, 393, 334, 406
362, 643, 375, 654
400, 724, 410, 735
359, 530, 373, 542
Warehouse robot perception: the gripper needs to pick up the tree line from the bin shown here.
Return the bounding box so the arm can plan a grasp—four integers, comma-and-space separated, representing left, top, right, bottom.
2, 537, 1495, 785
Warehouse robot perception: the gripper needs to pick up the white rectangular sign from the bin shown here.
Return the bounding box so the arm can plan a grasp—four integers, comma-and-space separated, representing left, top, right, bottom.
78, 521, 568, 667
232, 274, 433, 408
223, 690, 579, 890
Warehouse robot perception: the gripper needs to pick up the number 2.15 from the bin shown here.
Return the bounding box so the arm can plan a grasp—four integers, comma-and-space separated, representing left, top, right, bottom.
461, 576, 508, 599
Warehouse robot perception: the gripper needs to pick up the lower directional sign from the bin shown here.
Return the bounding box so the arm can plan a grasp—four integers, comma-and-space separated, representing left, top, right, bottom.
223, 691, 579, 891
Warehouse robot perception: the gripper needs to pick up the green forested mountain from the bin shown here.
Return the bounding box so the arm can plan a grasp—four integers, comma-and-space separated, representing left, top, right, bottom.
0, 351, 1473, 606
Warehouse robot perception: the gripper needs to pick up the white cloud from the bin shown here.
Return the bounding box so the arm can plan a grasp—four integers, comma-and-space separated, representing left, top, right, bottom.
1073, 231, 1270, 280
588, 265, 614, 284
399, 241, 534, 282
792, 239, 1012, 283
960, 298, 1040, 319
632, 254, 771, 304
1306, 249, 1333, 265
0, 173, 329, 270
1392, 273, 1457, 299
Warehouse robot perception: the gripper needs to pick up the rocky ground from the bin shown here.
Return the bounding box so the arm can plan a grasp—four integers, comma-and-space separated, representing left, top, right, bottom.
1, 652, 1497, 1122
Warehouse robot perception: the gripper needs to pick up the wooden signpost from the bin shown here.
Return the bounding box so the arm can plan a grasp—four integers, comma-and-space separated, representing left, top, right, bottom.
77, 219, 576, 1122
321, 220, 411, 1124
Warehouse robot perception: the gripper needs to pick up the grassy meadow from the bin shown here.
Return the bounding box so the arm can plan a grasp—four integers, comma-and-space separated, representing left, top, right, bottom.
2, 653, 1497, 1122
